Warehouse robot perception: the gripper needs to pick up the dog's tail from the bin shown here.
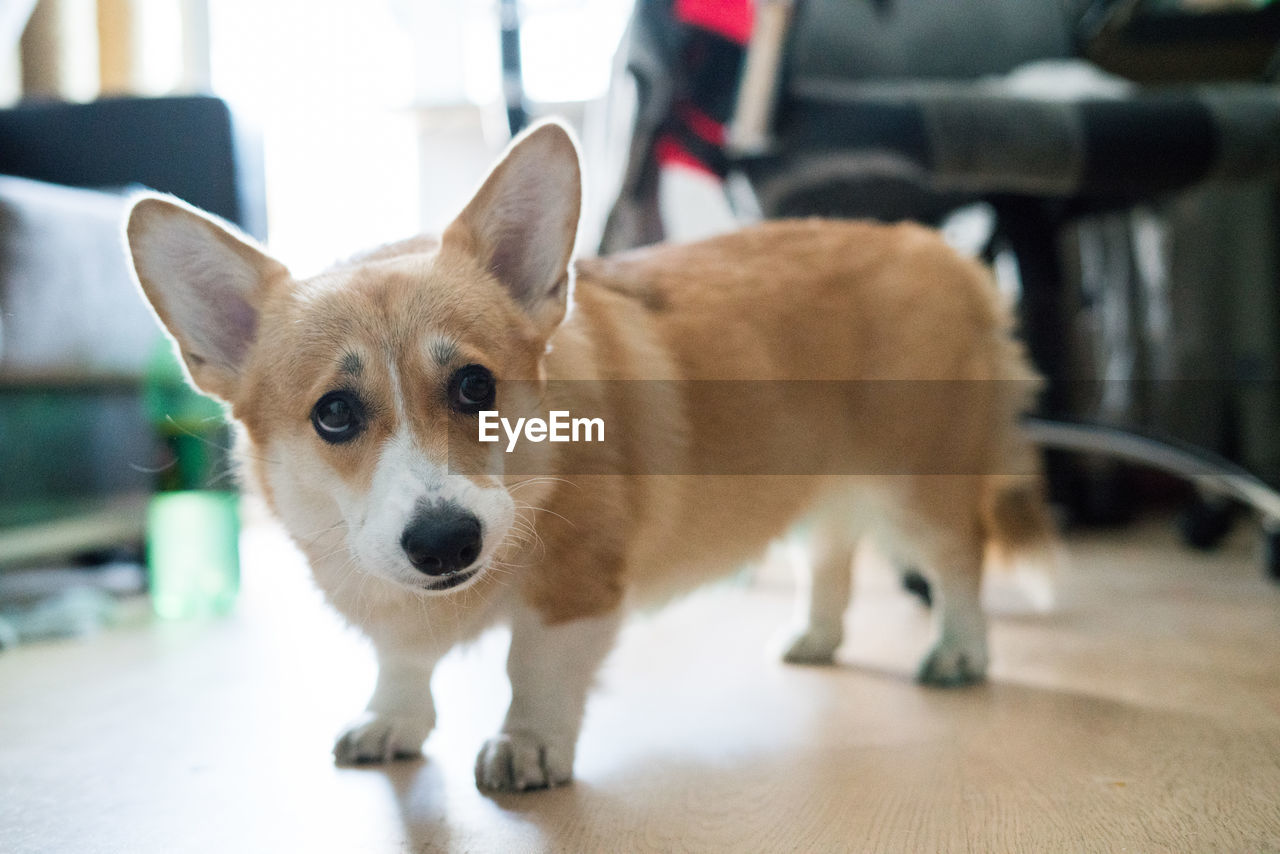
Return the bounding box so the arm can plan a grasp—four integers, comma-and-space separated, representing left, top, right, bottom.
981, 472, 1063, 611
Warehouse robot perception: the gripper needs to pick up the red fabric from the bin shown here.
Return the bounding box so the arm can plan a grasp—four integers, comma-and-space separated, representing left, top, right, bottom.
677, 103, 727, 147
655, 135, 718, 177
674, 0, 754, 45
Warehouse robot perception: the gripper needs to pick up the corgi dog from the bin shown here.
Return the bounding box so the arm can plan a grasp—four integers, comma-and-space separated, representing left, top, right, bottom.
126, 121, 1057, 792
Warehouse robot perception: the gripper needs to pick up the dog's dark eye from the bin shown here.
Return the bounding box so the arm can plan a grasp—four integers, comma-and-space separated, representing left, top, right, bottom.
448, 364, 495, 414
311, 391, 364, 443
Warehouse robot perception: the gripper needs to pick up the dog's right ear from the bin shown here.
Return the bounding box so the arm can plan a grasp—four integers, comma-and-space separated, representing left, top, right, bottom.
127, 196, 288, 401
442, 121, 582, 338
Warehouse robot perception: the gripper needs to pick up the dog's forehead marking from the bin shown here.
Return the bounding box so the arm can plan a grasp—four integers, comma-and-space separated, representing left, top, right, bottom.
385, 356, 408, 423
339, 352, 363, 378
428, 336, 460, 367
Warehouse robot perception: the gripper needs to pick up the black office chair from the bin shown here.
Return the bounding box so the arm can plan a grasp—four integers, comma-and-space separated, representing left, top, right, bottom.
601, 0, 1280, 577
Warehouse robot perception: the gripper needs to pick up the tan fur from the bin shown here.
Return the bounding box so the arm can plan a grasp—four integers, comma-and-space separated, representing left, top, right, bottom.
509, 220, 1051, 620
130, 160, 1053, 627
217, 214, 1051, 626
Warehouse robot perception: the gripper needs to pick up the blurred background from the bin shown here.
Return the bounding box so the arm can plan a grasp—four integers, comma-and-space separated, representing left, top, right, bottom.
2, 0, 1280, 640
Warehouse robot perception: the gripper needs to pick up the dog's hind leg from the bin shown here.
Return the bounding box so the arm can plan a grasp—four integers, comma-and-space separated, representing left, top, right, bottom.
915, 545, 987, 685
780, 514, 856, 666
909, 482, 989, 686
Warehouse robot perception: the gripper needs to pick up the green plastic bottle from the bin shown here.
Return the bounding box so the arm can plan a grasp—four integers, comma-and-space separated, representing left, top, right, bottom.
142, 340, 241, 619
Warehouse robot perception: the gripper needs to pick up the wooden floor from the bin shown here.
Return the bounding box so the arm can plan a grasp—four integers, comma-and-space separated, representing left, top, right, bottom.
2, 514, 1279, 853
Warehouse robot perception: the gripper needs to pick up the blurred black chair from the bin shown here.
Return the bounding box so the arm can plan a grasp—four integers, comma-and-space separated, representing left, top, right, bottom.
601, 0, 1280, 575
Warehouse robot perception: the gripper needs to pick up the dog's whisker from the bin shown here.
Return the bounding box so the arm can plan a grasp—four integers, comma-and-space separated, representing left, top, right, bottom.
159, 414, 283, 467
298, 518, 350, 545
506, 476, 579, 494
513, 501, 578, 529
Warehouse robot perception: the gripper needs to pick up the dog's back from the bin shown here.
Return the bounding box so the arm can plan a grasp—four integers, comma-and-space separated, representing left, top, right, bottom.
517, 219, 1055, 636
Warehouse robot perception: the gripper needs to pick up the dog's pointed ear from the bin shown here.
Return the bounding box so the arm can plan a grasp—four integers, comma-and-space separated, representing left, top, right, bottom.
126, 195, 288, 401
442, 120, 582, 336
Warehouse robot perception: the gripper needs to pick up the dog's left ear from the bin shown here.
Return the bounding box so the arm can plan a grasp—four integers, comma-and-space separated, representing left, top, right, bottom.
126, 195, 289, 402
443, 120, 581, 336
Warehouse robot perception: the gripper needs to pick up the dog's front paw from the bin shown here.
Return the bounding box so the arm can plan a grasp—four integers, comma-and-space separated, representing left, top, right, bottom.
779, 626, 842, 665
333, 712, 432, 765
474, 732, 573, 792
916, 636, 988, 687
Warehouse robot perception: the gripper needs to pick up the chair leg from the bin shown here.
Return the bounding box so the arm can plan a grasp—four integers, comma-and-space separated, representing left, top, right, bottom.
1265, 529, 1280, 583
1178, 492, 1238, 551
995, 200, 1133, 525
992, 199, 1070, 416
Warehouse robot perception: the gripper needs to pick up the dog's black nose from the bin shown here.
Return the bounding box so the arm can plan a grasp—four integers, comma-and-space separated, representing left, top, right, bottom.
400, 504, 483, 576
